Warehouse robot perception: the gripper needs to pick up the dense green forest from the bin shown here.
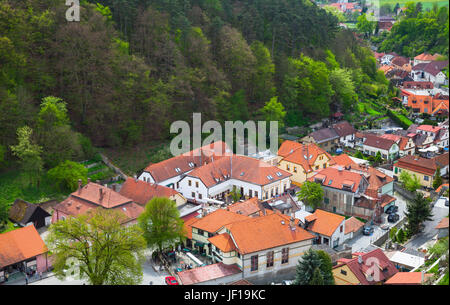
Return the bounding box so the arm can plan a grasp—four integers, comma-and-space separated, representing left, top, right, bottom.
1, 0, 389, 169
374, 1, 449, 57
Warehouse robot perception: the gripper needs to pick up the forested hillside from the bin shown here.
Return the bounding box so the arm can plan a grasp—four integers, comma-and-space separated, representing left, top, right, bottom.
1, 0, 388, 162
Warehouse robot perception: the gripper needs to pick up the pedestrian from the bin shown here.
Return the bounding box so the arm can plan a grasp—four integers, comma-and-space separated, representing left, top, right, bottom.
25, 274, 28, 285
39, 272, 42, 280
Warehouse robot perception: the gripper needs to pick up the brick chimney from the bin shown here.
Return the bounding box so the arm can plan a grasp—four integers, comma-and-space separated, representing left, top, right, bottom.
78, 179, 82, 194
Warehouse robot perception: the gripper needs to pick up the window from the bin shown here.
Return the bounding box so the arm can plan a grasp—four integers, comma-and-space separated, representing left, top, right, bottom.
323, 164, 327, 169
424, 176, 429, 181
286, 164, 290, 171
266, 251, 274, 268
315, 165, 319, 170
275, 187, 278, 195
175, 167, 181, 173
199, 193, 202, 199
191, 192, 195, 198
208, 232, 214, 238
340, 269, 347, 276
281, 248, 289, 264
198, 229, 204, 236
294, 167, 297, 173
195, 181, 199, 188
251, 255, 259, 271
276, 172, 282, 177
255, 191, 258, 198
188, 180, 192, 186
340, 225, 343, 233
249, 190, 252, 197
319, 156, 323, 160
189, 162, 194, 168
176, 182, 179, 189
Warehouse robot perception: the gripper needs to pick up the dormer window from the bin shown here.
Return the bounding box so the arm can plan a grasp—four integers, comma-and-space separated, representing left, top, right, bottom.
267, 175, 273, 180
175, 167, 181, 173
188, 162, 194, 168
276, 172, 282, 177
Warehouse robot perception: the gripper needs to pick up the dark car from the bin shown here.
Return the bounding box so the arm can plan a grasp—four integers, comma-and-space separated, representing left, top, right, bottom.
387, 213, 399, 223
386, 205, 398, 214
363, 226, 374, 236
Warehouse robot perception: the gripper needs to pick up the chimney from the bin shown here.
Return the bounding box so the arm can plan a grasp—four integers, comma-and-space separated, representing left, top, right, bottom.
289, 213, 296, 230
99, 188, 104, 201
78, 179, 82, 194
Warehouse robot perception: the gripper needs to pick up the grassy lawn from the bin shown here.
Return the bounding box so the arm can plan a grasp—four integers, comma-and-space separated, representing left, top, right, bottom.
358, 102, 383, 116
373, 0, 449, 10
0, 168, 69, 206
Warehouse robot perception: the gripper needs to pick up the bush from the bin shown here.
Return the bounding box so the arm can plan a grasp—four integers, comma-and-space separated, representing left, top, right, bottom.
47, 160, 88, 192
397, 228, 405, 243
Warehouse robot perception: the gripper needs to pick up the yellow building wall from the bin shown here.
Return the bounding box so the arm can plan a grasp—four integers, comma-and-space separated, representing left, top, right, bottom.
394, 167, 434, 188
333, 265, 360, 285
278, 153, 332, 185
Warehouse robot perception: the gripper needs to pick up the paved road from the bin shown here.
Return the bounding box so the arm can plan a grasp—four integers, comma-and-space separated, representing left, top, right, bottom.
405, 202, 449, 250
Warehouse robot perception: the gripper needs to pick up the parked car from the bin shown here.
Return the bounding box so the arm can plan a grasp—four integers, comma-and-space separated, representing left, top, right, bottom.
381, 224, 390, 230
363, 226, 374, 236
165, 276, 179, 285
386, 205, 398, 214
388, 213, 399, 223
282, 280, 293, 285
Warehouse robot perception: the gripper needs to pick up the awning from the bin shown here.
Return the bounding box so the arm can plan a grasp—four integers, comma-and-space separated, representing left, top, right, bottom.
194, 242, 205, 248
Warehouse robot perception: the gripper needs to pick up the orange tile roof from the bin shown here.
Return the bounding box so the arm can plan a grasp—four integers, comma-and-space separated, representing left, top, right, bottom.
186, 155, 291, 187
309, 166, 364, 193
385, 272, 433, 285
344, 217, 364, 235
395, 155, 437, 176
143, 141, 231, 183
72, 182, 132, 208
225, 213, 315, 254
119, 177, 179, 206
0, 226, 48, 268
305, 209, 345, 237
183, 217, 199, 239
208, 233, 237, 252
333, 154, 358, 168
178, 262, 241, 285
436, 183, 449, 193
414, 53, 439, 61
278, 141, 334, 173
435, 217, 449, 229
227, 197, 261, 216
191, 209, 249, 233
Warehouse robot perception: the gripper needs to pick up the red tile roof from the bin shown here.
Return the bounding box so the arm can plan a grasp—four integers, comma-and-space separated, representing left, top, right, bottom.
435, 217, 449, 229
186, 155, 291, 187
225, 213, 315, 254
178, 262, 242, 285
385, 272, 432, 285
363, 134, 397, 151
227, 197, 261, 216
143, 141, 231, 183
119, 177, 179, 206
305, 209, 345, 237
72, 182, 132, 208
344, 217, 364, 235
414, 53, 439, 61
332, 121, 356, 138
395, 155, 437, 176
278, 141, 335, 173
190, 209, 249, 233
0, 226, 48, 268
309, 166, 364, 193
333, 154, 358, 168
417, 125, 442, 134
334, 249, 398, 285
208, 233, 237, 252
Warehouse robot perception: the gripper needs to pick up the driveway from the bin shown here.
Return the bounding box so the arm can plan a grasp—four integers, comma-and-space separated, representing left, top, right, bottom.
345, 192, 408, 252
405, 203, 449, 250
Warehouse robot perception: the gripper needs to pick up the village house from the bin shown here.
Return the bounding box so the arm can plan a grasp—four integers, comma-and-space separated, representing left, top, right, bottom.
52, 181, 144, 226
391, 56, 411, 72
343, 216, 365, 241
393, 153, 449, 188
227, 197, 263, 217
302, 127, 340, 153
401, 90, 449, 115
308, 166, 369, 216
0, 226, 50, 283
138, 141, 231, 190
414, 125, 449, 149
403, 81, 433, 90
8, 199, 51, 229
303, 209, 346, 249
380, 133, 415, 156
413, 53, 441, 66
207, 212, 315, 281
332, 120, 356, 148
277, 140, 335, 186
359, 133, 399, 161
411, 60, 448, 86
435, 217, 449, 239
177, 155, 292, 203
381, 52, 399, 66
177, 262, 243, 285
332, 249, 398, 285
118, 177, 187, 207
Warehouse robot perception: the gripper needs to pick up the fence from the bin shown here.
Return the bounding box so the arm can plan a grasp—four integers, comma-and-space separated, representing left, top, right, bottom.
372, 217, 407, 247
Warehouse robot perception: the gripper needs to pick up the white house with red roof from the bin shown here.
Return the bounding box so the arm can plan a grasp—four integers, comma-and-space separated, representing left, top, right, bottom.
177, 155, 292, 203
